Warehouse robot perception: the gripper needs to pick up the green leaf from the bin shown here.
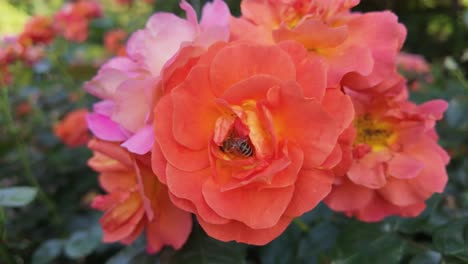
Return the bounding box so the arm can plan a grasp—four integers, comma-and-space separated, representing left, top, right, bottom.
396, 194, 443, 234
32, 239, 64, 264
446, 98, 465, 127
409, 250, 442, 264
297, 222, 339, 263
433, 218, 468, 259
106, 238, 157, 264
64, 226, 102, 259
0, 186, 37, 207
334, 220, 383, 254
333, 234, 406, 264
170, 225, 247, 264
259, 224, 303, 264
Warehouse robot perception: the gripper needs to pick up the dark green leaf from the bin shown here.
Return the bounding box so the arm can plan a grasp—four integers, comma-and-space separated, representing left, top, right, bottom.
446, 98, 465, 127
409, 250, 442, 264
107, 238, 156, 264
64, 226, 102, 259
297, 222, 339, 264
333, 234, 406, 264
259, 223, 303, 264
170, 225, 247, 264
0, 186, 37, 207
32, 239, 64, 264
433, 219, 468, 255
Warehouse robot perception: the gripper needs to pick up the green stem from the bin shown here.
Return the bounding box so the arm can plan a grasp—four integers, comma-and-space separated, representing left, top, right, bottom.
293, 218, 310, 233
0, 207, 5, 240
0, 207, 12, 263
0, 85, 61, 225
0, 243, 14, 264
452, 70, 468, 90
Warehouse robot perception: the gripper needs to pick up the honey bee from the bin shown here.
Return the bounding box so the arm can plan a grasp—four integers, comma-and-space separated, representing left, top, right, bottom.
220, 135, 254, 157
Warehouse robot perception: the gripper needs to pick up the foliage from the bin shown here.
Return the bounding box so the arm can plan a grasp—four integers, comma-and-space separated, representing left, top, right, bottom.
0, 0, 467, 263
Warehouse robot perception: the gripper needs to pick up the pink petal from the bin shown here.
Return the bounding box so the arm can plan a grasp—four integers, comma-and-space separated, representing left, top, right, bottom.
86, 113, 127, 141
121, 125, 154, 155
388, 153, 424, 179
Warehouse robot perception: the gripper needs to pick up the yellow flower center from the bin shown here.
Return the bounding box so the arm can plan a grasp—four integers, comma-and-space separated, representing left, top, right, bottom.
354, 114, 396, 152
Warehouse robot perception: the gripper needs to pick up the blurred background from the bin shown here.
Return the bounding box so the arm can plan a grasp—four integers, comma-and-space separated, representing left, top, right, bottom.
0, 0, 467, 263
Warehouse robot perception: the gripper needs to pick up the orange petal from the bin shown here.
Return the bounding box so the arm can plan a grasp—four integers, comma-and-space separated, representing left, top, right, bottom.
352, 194, 425, 222
154, 95, 210, 171
198, 215, 292, 245
171, 65, 219, 150
387, 152, 424, 179
377, 178, 422, 207
267, 82, 342, 168
151, 141, 168, 184
324, 177, 373, 211
102, 205, 145, 242
209, 42, 296, 96
88, 139, 133, 168
165, 165, 228, 224
202, 178, 294, 229
99, 171, 137, 193
145, 185, 193, 253
278, 40, 327, 100
121, 219, 145, 245
347, 152, 389, 189
273, 19, 347, 49
284, 168, 334, 217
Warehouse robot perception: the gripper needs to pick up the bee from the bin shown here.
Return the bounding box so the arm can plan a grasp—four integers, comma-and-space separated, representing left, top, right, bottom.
220, 135, 254, 157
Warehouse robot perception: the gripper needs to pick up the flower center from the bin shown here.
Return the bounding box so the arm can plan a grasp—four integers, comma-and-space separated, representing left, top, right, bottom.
354, 114, 395, 152
212, 99, 275, 161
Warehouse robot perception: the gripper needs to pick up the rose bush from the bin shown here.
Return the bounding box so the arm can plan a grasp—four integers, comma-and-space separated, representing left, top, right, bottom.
1, 0, 461, 262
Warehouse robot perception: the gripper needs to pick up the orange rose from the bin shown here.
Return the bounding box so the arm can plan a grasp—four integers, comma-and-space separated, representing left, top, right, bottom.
89, 139, 192, 253
104, 29, 127, 56
231, 0, 407, 89
151, 41, 354, 245
54, 108, 90, 147
19, 16, 55, 46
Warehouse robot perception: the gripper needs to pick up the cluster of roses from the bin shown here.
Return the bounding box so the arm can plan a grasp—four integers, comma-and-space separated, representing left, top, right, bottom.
0, 0, 101, 85
84, 0, 449, 252
115, 0, 155, 5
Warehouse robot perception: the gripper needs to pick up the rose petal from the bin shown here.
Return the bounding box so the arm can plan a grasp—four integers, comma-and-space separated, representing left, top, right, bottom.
284, 168, 334, 217
121, 125, 155, 155
198, 216, 292, 245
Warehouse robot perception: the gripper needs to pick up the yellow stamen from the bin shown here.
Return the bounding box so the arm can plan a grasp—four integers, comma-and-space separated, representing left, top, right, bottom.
354, 114, 396, 152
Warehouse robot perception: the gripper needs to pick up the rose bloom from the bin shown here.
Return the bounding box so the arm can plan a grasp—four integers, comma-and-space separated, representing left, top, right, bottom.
54, 0, 102, 42
1, 37, 24, 65
115, 0, 154, 5
18, 16, 55, 46
231, 0, 406, 89
89, 138, 192, 253
85, 0, 230, 155
397, 52, 433, 91
54, 109, 90, 147
151, 40, 354, 245
324, 86, 449, 222
0, 65, 12, 86
15, 102, 32, 118
104, 29, 127, 56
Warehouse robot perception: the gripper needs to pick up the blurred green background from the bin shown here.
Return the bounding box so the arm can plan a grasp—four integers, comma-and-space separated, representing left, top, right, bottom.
0, 0, 467, 263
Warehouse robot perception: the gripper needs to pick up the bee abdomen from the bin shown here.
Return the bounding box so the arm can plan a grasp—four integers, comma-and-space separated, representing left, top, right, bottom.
239, 141, 254, 157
